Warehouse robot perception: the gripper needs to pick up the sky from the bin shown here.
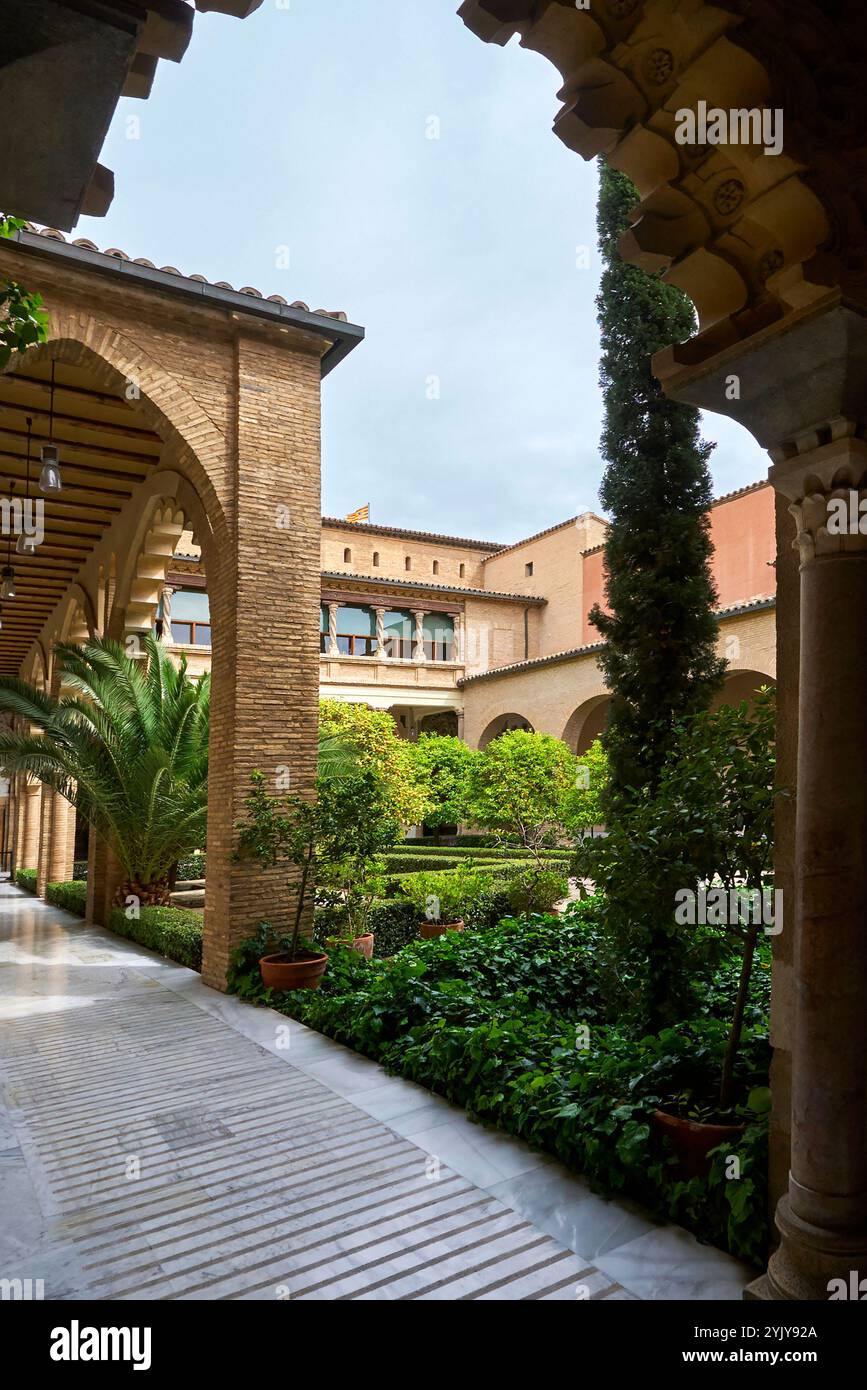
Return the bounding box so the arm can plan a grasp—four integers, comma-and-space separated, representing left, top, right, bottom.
75, 0, 768, 546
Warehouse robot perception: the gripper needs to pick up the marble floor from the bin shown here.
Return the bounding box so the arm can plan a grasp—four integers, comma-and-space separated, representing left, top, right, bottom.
0, 881, 754, 1301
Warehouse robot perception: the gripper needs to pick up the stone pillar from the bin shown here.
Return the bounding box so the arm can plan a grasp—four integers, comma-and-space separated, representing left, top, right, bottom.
375, 607, 388, 659
159, 584, 175, 644
763, 439, 867, 1299
200, 327, 322, 991
413, 610, 426, 663
36, 788, 53, 896
453, 611, 465, 664
328, 602, 340, 657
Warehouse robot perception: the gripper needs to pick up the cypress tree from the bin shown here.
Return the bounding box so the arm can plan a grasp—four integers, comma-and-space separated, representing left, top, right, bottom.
591, 161, 724, 803
589, 161, 725, 1028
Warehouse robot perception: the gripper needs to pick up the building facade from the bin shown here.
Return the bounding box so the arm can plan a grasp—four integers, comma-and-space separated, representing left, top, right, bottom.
157, 482, 777, 750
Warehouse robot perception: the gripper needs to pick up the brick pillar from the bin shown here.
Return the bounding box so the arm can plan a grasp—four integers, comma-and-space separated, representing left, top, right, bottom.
201, 331, 322, 991
36, 788, 53, 896
48, 794, 75, 885
86, 824, 123, 927
19, 780, 42, 872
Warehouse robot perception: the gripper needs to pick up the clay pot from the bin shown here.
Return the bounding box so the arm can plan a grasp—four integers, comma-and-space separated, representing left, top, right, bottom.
259, 950, 328, 992
419, 919, 465, 941
652, 1109, 745, 1180
350, 934, 375, 960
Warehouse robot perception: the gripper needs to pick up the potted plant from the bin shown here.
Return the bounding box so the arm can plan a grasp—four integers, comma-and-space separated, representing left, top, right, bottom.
319, 865, 386, 960
399, 864, 493, 940
235, 771, 328, 991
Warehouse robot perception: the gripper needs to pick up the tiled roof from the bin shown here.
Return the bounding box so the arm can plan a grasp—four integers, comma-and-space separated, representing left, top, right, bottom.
482, 512, 606, 563
19, 224, 348, 322
458, 596, 776, 687
322, 518, 504, 550
321, 572, 546, 605
459, 642, 605, 686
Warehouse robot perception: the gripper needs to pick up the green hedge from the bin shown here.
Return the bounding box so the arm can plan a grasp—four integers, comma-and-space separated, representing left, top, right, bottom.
399, 843, 570, 862
177, 853, 206, 881
46, 880, 87, 917
16, 868, 37, 893
106, 905, 203, 971
73, 859, 88, 882
315, 900, 419, 959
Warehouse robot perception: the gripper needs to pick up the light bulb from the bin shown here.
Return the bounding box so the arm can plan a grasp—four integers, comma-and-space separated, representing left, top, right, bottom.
39, 444, 63, 494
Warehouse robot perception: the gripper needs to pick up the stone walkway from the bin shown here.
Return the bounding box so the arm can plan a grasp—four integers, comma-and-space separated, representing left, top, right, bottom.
0, 882, 753, 1301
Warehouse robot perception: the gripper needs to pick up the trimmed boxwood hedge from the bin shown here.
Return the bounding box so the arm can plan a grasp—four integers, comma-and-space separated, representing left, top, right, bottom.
46, 880, 87, 917
106, 905, 204, 972
399, 843, 569, 861
16, 868, 37, 893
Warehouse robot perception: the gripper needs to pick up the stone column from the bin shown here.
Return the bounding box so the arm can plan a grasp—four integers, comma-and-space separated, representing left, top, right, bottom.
763, 438, 867, 1299
413, 610, 427, 663
375, 607, 388, 659
328, 602, 340, 657
159, 584, 175, 644
47, 794, 75, 885
36, 788, 53, 896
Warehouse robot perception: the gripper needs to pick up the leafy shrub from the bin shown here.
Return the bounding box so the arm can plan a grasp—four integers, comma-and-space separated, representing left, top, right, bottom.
396, 865, 498, 926
106, 905, 203, 971
16, 868, 37, 893
503, 867, 570, 915
315, 899, 419, 958
73, 859, 88, 882
380, 854, 470, 874
177, 853, 205, 881
259, 906, 769, 1263
399, 843, 569, 861
46, 880, 87, 917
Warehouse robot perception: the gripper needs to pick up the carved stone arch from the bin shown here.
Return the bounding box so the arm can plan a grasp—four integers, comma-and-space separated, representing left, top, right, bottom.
22, 642, 48, 691
110, 471, 214, 647
57, 584, 98, 644
561, 692, 612, 754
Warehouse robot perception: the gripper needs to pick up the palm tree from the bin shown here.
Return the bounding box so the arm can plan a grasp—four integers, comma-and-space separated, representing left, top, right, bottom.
0, 635, 209, 905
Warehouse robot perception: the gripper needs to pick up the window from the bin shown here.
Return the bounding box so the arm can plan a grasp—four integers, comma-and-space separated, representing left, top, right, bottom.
405, 556, 412, 572
320, 603, 330, 654
170, 589, 211, 647
525, 562, 534, 578
432, 560, 440, 576
372, 551, 380, 567
336, 605, 377, 657
343, 548, 352, 564
424, 612, 455, 663
459, 564, 465, 579
382, 609, 413, 660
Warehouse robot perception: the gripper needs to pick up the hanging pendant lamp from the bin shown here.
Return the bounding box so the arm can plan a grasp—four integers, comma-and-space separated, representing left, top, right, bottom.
39, 363, 63, 494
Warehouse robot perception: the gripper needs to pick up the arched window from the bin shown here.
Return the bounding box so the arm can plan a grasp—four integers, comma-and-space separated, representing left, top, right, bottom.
336, 605, 377, 657
372, 551, 380, 567
424, 612, 454, 663
432, 560, 440, 576
170, 589, 211, 647
343, 548, 352, 564
382, 610, 413, 660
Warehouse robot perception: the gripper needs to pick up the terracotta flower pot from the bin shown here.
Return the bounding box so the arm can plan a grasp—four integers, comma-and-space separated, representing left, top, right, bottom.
350, 934, 375, 960
419, 919, 465, 941
652, 1109, 745, 1180
259, 950, 328, 992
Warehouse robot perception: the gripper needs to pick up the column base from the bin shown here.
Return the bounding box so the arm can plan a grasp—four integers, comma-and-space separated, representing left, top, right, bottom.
764, 1194, 867, 1300
743, 1274, 773, 1300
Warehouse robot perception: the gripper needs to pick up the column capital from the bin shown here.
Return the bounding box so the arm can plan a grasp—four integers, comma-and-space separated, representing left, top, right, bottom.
770, 438, 867, 567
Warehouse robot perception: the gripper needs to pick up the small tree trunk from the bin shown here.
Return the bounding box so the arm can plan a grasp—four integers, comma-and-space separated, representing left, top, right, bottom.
114, 877, 172, 908
719, 918, 761, 1112
290, 843, 315, 960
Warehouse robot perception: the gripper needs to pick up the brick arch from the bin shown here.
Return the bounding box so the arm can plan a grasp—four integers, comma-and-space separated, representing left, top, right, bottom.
3, 319, 231, 555
478, 712, 535, 749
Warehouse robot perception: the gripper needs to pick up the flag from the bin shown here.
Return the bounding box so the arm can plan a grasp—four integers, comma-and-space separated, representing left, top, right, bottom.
346, 505, 370, 524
